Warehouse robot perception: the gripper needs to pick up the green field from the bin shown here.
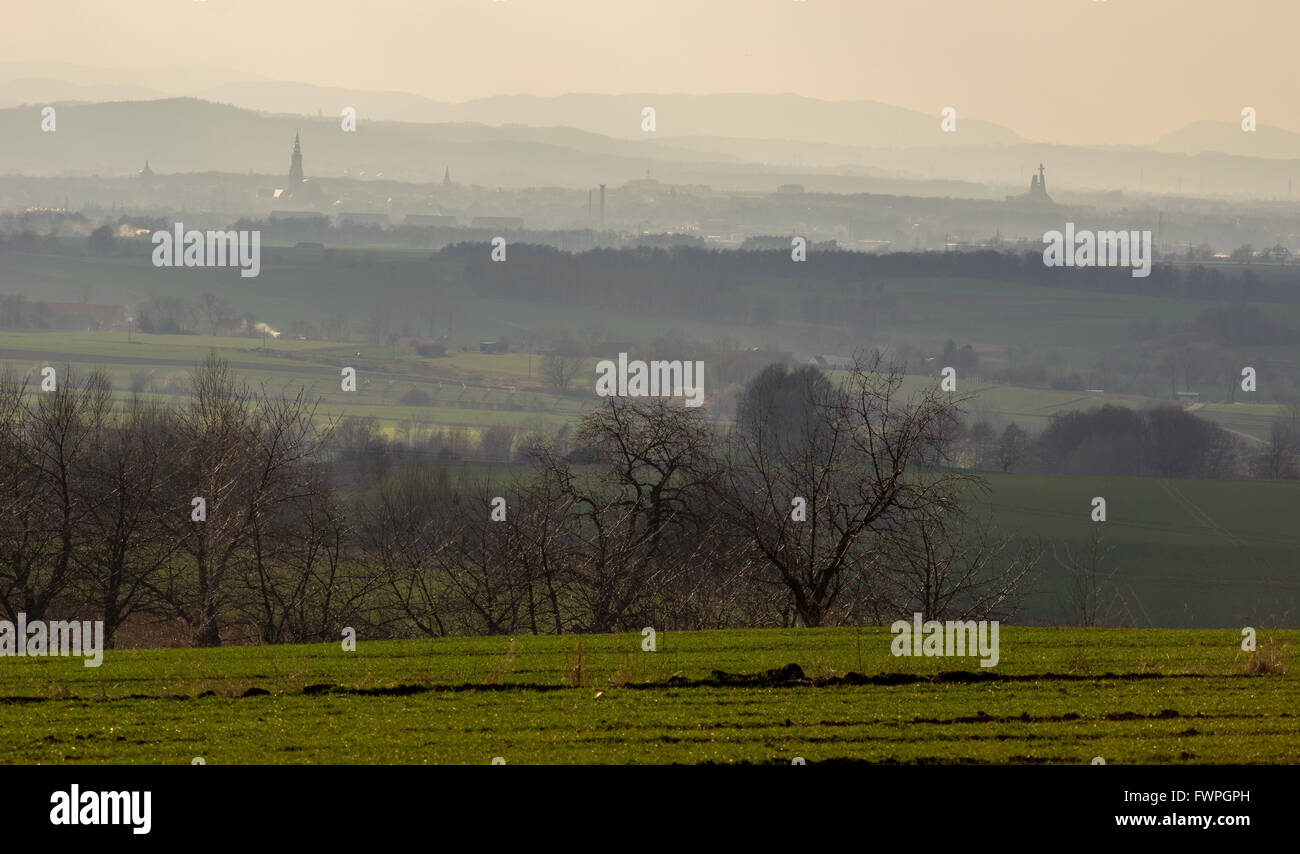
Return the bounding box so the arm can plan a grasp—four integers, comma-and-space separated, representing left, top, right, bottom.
0, 328, 593, 438
1194, 402, 1283, 443
0, 628, 1294, 764
2, 327, 1284, 440
973, 473, 1300, 628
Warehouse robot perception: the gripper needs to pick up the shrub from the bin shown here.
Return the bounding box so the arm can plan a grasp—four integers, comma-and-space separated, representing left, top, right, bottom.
415, 342, 446, 358
399, 387, 431, 406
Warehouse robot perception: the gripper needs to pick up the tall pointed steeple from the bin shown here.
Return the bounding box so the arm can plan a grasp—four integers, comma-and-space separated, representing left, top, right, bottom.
288, 132, 304, 186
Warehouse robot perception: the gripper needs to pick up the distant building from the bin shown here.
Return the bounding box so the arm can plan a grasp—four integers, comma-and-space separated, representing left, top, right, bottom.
138, 160, 154, 185
272, 132, 322, 203
289, 133, 303, 186
1007, 163, 1054, 205
479, 340, 508, 354
443, 167, 452, 187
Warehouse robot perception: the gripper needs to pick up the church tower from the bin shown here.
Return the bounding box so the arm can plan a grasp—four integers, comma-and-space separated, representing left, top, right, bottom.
1007, 163, 1053, 205
289, 132, 304, 186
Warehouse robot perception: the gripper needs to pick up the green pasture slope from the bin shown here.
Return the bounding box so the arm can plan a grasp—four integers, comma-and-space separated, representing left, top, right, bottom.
0, 628, 1294, 764
974, 473, 1300, 629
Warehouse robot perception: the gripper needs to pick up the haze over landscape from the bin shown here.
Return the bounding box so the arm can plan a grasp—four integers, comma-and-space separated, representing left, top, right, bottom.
4, 0, 1299, 144
0, 0, 1297, 773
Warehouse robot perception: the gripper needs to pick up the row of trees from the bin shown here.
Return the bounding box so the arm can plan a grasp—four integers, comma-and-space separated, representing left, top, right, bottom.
452, 243, 1300, 322
0, 356, 1039, 647
0, 357, 342, 647
961, 404, 1298, 480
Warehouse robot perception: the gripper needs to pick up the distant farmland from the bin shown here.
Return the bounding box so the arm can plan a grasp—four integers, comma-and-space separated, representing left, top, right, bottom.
0, 326, 1286, 439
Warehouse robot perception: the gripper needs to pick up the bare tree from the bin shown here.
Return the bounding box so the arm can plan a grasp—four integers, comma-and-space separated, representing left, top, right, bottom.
0, 368, 112, 621
540, 351, 586, 393
478, 424, 516, 460
429, 478, 537, 635
0, 370, 54, 620
1256, 404, 1300, 479
713, 354, 977, 627
492, 461, 579, 635
966, 420, 996, 470
157, 354, 324, 645
880, 504, 1040, 621
74, 401, 184, 647
158, 353, 253, 645
358, 462, 458, 637
199, 292, 233, 336
562, 399, 717, 631
995, 423, 1029, 473
237, 388, 334, 643
236, 462, 369, 644
1051, 524, 1118, 627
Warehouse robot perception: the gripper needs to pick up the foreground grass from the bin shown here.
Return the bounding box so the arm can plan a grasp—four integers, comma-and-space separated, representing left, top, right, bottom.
0, 628, 1295, 764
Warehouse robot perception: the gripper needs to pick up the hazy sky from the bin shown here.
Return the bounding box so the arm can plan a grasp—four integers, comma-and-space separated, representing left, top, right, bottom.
4, 0, 1297, 145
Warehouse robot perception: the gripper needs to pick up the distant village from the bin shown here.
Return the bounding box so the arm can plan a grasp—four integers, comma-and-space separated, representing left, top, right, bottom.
6, 130, 1300, 261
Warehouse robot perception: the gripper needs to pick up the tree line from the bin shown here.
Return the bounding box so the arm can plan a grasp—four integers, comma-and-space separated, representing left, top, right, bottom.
0, 355, 1038, 648
449, 243, 1300, 322
961, 403, 1298, 480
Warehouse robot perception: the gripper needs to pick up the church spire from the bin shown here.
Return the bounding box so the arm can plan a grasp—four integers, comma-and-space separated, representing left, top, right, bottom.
288, 132, 304, 187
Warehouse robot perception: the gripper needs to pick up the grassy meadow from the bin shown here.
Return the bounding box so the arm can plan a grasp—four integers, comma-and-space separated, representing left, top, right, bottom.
0, 628, 1293, 764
